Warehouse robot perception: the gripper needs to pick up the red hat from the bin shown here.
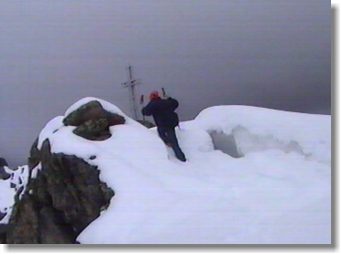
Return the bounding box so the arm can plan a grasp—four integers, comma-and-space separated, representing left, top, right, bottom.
149, 91, 160, 101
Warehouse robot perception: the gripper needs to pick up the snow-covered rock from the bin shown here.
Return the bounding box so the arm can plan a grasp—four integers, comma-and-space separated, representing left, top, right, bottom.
0, 165, 29, 225
2, 98, 331, 244
4, 98, 120, 244
6, 142, 114, 244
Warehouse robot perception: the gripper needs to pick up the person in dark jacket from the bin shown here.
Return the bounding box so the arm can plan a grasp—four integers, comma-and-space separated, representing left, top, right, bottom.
142, 91, 186, 162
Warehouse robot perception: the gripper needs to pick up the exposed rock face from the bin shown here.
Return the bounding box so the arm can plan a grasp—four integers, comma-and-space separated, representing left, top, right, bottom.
0, 158, 8, 167
5, 100, 121, 244
63, 100, 125, 141
6, 139, 114, 244
0, 224, 8, 244
73, 118, 111, 141
0, 158, 10, 180
28, 138, 40, 170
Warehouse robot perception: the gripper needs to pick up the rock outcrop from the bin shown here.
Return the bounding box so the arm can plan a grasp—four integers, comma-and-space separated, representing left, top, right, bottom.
6, 140, 114, 243
0, 158, 10, 180
63, 100, 125, 141
0, 158, 8, 167
4, 100, 122, 244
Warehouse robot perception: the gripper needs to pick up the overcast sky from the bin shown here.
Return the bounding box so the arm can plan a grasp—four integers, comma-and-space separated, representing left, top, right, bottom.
0, 0, 330, 166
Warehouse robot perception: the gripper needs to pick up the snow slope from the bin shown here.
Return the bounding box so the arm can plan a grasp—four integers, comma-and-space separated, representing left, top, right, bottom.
3, 98, 331, 244
191, 106, 331, 164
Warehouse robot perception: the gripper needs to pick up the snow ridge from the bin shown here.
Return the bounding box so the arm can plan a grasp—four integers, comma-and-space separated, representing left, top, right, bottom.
1, 98, 331, 244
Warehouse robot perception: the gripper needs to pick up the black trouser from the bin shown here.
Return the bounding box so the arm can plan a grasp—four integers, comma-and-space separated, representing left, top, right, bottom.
157, 127, 186, 162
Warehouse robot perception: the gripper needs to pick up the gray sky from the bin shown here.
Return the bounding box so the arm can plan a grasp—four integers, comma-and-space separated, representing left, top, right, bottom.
0, 0, 330, 166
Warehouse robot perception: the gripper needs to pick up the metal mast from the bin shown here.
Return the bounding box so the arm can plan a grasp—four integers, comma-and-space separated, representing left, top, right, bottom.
122, 65, 140, 120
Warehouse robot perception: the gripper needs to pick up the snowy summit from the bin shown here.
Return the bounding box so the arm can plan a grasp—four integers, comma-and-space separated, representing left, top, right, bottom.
1, 97, 331, 244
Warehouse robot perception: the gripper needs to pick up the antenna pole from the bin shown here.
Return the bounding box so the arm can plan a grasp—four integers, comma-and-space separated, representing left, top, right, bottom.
122, 65, 139, 120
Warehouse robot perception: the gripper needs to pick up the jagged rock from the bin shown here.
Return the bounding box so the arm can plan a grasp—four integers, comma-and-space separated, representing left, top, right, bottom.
105, 111, 126, 126
6, 139, 114, 244
0, 158, 8, 167
73, 118, 111, 141
0, 212, 6, 221
0, 168, 10, 180
0, 158, 10, 180
0, 224, 8, 244
63, 101, 105, 126
3, 100, 119, 243
63, 100, 125, 141
28, 138, 40, 170
6, 195, 40, 243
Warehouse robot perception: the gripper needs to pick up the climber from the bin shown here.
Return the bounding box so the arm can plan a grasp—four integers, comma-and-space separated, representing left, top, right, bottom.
142, 91, 187, 162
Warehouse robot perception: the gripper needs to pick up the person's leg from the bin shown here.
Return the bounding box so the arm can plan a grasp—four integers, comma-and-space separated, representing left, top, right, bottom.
166, 128, 186, 162
157, 127, 169, 144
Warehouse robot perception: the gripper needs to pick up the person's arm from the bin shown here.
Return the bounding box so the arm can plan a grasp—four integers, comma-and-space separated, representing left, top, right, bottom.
142, 102, 154, 116
167, 98, 179, 111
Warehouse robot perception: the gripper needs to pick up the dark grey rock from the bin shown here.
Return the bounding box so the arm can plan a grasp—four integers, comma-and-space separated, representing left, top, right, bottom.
0, 158, 8, 167
0, 168, 10, 180
63, 100, 125, 141
6, 139, 114, 244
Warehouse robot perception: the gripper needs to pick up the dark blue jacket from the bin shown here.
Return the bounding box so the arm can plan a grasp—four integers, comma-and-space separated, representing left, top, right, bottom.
142, 98, 179, 128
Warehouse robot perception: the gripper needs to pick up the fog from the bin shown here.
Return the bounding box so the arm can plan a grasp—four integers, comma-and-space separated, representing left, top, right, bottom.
0, 0, 330, 166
